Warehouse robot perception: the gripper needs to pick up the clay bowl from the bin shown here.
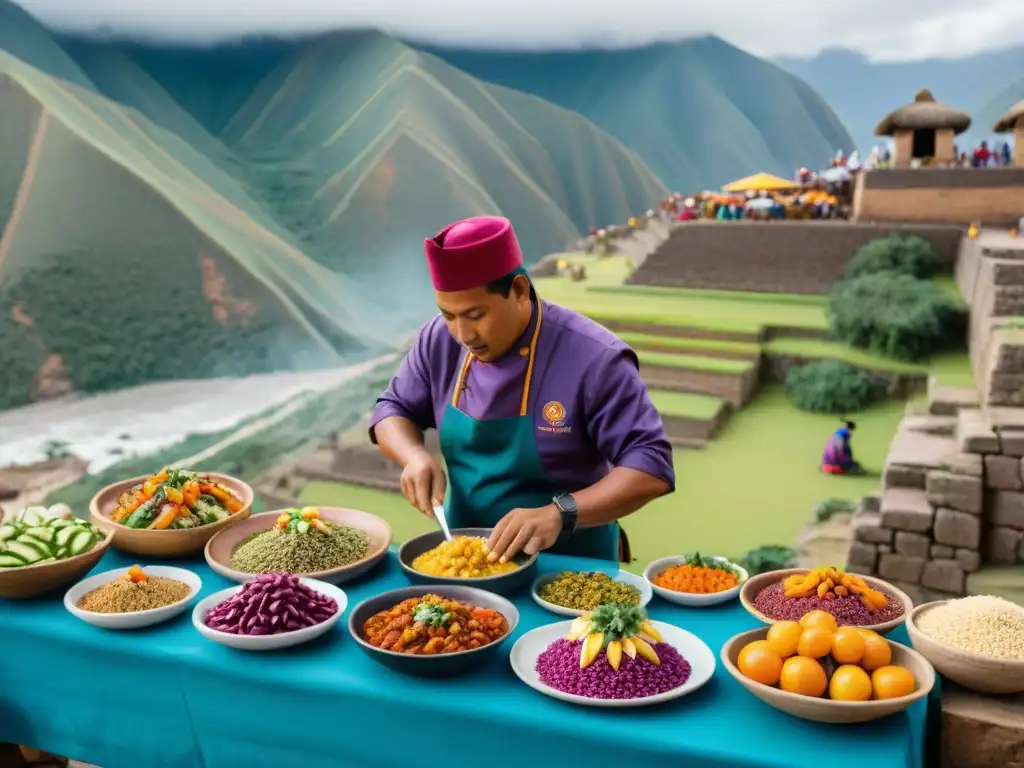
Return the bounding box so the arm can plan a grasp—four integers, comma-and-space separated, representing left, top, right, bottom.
397, 527, 538, 596
721, 627, 935, 724
90, 473, 253, 558
905, 600, 1024, 695
740, 568, 913, 635
348, 584, 519, 677
0, 528, 114, 599
204, 507, 392, 585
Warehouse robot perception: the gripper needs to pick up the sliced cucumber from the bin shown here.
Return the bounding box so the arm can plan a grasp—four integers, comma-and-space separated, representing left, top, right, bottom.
0, 554, 25, 568
55, 526, 78, 548
48, 518, 73, 529
5, 541, 44, 563
68, 529, 96, 556
25, 526, 55, 543
32, 557, 55, 566
0, 525, 16, 541
16, 534, 53, 555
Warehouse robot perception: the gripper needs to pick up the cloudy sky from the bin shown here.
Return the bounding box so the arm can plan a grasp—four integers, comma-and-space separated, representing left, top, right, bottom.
12, 0, 1024, 62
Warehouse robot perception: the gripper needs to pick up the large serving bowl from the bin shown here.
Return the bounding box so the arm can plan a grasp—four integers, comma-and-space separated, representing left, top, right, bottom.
204, 507, 392, 585
740, 568, 913, 635
347, 584, 519, 677
90, 473, 253, 558
397, 527, 538, 596
643, 555, 748, 608
193, 578, 347, 651
721, 627, 935, 724
65, 565, 202, 630
905, 600, 1024, 695
0, 528, 114, 599
531, 568, 652, 618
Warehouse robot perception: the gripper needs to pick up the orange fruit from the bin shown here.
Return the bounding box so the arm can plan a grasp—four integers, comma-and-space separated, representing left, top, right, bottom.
857, 630, 892, 672
871, 665, 916, 700
831, 627, 866, 664
737, 640, 784, 686
799, 610, 839, 633
829, 664, 873, 702
766, 621, 803, 658
779, 656, 827, 697
796, 626, 833, 659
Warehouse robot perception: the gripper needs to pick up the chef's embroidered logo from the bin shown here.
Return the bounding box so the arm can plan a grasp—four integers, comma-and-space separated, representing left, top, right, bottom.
539, 401, 571, 434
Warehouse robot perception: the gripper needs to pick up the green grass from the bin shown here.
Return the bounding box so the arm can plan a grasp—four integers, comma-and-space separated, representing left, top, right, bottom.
296, 387, 905, 573
763, 339, 973, 381
617, 331, 760, 356
587, 284, 828, 306
648, 390, 725, 419
638, 350, 754, 374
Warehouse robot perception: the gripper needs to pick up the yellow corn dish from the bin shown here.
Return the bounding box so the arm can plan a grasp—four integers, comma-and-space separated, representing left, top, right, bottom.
411, 536, 519, 578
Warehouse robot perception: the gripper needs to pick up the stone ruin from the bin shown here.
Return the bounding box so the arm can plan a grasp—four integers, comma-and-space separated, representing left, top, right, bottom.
845, 232, 1024, 606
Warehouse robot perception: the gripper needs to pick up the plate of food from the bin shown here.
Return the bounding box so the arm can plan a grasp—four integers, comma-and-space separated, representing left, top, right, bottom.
348, 585, 519, 676
740, 566, 912, 634
531, 569, 652, 617
65, 564, 202, 629
0, 507, 114, 598
204, 506, 392, 585
510, 604, 716, 707
193, 572, 346, 651
397, 527, 537, 595
643, 553, 748, 607
90, 467, 253, 557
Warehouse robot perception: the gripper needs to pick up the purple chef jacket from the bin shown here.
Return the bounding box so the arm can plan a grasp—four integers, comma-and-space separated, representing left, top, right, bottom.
370, 300, 675, 494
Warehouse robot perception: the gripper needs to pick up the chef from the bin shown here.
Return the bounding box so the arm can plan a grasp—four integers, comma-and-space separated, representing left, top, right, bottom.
369, 216, 674, 563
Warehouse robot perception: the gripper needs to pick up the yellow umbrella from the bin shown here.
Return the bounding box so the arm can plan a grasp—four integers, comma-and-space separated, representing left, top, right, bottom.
722, 172, 800, 193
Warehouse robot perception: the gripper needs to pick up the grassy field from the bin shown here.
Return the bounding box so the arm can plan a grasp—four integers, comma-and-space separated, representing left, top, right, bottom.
648, 390, 724, 419
298, 387, 905, 573
638, 350, 754, 374
616, 331, 760, 356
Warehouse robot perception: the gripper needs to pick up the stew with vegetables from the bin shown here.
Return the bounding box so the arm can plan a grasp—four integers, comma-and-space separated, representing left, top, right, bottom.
362, 594, 509, 654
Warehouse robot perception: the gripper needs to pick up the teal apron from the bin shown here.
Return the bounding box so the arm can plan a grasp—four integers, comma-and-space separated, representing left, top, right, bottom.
438, 300, 626, 562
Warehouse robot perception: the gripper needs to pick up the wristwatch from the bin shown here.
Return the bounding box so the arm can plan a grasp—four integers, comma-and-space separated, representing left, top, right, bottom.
552, 493, 578, 535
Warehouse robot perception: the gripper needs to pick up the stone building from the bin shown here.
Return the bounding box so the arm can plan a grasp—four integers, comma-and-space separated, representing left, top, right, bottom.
993, 99, 1024, 168
875, 89, 971, 167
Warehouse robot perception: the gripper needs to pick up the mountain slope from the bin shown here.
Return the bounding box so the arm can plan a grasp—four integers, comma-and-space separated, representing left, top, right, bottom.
422, 36, 854, 192
776, 45, 1024, 151
976, 78, 1024, 137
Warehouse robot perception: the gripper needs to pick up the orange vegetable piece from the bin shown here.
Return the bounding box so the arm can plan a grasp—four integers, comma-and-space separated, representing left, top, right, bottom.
142, 480, 158, 499
652, 563, 738, 594
127, 565, 147, 583
149, 504, 180, 530
164, 487, 184, 505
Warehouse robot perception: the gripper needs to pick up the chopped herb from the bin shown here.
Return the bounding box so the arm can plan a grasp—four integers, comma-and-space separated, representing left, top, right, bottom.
413, 602, 452, 628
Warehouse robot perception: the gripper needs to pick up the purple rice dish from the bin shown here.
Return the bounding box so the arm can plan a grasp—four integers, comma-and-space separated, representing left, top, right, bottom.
536, 638, 691, 699
752, 581, 905, 626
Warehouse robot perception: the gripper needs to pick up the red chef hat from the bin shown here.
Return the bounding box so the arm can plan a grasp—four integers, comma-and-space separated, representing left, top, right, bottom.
424, 216, 524, 292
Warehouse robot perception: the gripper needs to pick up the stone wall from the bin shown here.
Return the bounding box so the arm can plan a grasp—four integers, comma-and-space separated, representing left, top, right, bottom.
854, 168, 1024, 226
626, 221, 962, 294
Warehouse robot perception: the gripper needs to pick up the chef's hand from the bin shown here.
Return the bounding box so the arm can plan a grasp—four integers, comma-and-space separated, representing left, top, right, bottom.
486, 505, 561, 563
400, 450, 446, 516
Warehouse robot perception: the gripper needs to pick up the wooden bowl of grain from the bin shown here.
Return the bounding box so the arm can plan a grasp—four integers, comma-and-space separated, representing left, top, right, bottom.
90, 473, 253, 558
722, 627, 935, 724
906, 599, 1024, 695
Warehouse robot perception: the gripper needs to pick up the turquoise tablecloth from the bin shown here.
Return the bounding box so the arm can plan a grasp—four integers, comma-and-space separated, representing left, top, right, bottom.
1, 549, 933, 768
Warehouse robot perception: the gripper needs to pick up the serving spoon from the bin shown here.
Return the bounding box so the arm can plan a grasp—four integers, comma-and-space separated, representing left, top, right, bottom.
432, 504, 453, 542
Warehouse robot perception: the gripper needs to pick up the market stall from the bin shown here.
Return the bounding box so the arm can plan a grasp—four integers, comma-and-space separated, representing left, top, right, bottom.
1, 546, 935, 768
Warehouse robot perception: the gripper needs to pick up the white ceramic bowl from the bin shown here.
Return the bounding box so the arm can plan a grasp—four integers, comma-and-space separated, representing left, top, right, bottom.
64, 565, 202, 629
531, 569, 653, 618
643, 555, 748, 607
192, 577, 347, 651
510, 619, 716, 708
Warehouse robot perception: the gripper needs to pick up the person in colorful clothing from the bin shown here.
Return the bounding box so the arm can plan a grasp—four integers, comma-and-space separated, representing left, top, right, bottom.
821, 420, 862, 475
370, 216, 674, 563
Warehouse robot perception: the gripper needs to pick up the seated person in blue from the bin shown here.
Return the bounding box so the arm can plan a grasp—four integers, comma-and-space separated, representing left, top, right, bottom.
821, 420, 863, 475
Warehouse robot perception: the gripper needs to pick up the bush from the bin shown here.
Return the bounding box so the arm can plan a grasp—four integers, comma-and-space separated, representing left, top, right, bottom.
811, 498, 857, 523
844, 236, 940, 280
785, 360, 885, 413
828, 273, 966, 362
738, 546, 797, 576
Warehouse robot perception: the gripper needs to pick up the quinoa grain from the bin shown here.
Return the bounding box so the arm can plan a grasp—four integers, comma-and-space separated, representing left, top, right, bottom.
916, 595, 1024, 660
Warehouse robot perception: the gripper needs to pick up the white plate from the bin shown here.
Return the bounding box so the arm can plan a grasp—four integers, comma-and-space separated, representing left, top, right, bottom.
643, 555, 748, 607
192, 577, 347, 651
510, 619, 716, 708
64, 566, 202, 629
531, 569, 653, 617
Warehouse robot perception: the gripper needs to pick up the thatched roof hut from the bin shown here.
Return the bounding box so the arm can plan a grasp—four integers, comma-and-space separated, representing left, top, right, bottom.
874, 89, 972, 136
993, 100, 1024, 133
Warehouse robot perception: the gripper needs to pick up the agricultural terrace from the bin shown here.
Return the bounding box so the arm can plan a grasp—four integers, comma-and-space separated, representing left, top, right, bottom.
300, 250, 973, 573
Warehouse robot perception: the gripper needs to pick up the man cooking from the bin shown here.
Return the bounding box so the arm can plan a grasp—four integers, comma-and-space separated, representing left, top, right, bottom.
369, 216, 674, 564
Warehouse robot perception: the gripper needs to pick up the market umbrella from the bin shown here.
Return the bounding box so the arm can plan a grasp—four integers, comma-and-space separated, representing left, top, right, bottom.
722, 172, 800, 193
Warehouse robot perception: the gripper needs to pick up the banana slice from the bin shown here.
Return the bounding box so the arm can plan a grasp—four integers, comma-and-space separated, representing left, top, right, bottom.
580, 632, 605, 669
621, 637, 637, 660
631, 635, 660, 665
606, 640, 623, 670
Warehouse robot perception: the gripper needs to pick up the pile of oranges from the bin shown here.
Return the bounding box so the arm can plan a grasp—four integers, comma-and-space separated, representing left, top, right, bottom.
737, 610, 916, 701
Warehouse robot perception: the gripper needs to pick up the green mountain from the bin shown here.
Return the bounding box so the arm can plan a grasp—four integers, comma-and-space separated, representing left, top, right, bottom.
0, 4, 667, 410
976, 78, 1024, 137
421, 36, 855, 191
775, 46, 1024, 151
